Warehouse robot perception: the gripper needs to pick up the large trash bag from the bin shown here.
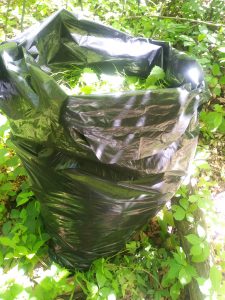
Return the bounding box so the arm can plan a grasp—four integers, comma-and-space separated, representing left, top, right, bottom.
0, 9, 208, 269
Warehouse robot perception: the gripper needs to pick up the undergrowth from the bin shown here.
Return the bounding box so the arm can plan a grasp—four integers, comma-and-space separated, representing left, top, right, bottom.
0, 0, 225, 299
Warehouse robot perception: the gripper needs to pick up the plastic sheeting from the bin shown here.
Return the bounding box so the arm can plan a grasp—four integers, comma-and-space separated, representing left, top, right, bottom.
0, 9, 208, 269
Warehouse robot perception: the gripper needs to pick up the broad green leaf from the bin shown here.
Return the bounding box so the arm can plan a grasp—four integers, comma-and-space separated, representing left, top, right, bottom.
163, 209, 174, 226
96, 271, 106, 288
179, 198, 189, 210
146, 66, 165, 87
188, 195, 199, 203
197, 197, 210, 209
14, 245, 29, 256
198, 34, 206, 42
212, 64, 221, 76
126, 241, 139, 254
190, 245, 202, 256
192, 242, 210, 263
207, 76, 218, 87
178, 267, 192, 285
186, 213, 194, 223
16, 191, 34, 207
170, 282, 181, 300
172, 205, 186, 221
0, 236, 16, 248
186, 265, 197, 278
173, 252, 187, 266
213, 104, 224, 113
201, 111, 223, 132
213, 84, 221, 96
0, 182, 13, 192
218, 119, 225, 133
185, 234, 202, 245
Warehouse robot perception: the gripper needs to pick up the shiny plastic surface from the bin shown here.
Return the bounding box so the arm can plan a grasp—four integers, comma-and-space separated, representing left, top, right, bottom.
0, 9, 208, 269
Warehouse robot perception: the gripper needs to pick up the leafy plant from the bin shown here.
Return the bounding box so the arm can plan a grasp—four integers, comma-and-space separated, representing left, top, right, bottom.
0, 1, 224, 299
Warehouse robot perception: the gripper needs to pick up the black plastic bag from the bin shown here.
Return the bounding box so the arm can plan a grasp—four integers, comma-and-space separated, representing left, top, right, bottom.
0, 9, 208, 269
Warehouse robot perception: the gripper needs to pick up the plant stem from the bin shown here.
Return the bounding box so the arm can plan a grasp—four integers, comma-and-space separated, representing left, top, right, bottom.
4, 0, 11, 40
20, 0, 26, 32
78, 0, 83, 11
125, 14, 225, 28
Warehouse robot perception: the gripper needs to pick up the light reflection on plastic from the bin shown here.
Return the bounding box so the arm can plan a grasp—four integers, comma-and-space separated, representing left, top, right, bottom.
0, 114, 7, 126
141, 92, 151, 105
96, 144, 106, 160
125, 96, 136, 109
136, 116, 146, 127
113, 119, 121, 127
125, 133, 134, 144
85, 36, 160, 57
178, 88, 188, 105
186, 67, 200, 86
2, 52, 19, 72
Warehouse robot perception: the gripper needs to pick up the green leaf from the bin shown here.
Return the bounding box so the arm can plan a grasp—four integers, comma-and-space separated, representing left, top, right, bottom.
146, 66, 165, 87
213, 84, 221, 96
14, 245, 29, 256
166, 261, 181, 281
173, 250, 187, 266
16, 191, 34, 207
214, 104, 225, 113
219, 76, 225, 85
207, 76, 218, 87
172, 205, 186, 221
186, 213, 194, 223
190, 245, 202, 256
0, 182, 13, 192
99, 287, 112, 297
212, 64, 221, 76
163, 209, 174, 226
197, 197, 210, 209
188, 195, 199, 203
178, 267, 192, 285
126, 241, 139, 254
96, 271, 106, 288
186, 265, 197, 278
170, 282, 181, 300
210, 266, 222, 292
198, 34, 206, 42
218, 119, 225, 133
185, 234, 201, 245
201, 111, 223, 132
191, 242, 210, 263
0, 236, 16, 248
179, 198, 189, 210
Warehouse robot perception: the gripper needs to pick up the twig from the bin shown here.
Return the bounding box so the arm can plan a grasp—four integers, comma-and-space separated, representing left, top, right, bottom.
124, 14, 225, 28
4, 0, 11, 40
20, 0, 26, 32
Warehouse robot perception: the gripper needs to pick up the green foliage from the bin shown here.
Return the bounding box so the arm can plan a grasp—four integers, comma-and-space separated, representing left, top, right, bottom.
53, 65, 167, 95
200, 104, 225, 137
